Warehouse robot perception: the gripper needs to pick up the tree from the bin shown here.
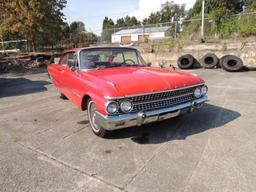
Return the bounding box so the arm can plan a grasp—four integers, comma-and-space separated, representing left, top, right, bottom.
59, 21, 98, 48
161, 2, 186, 23
101, 17, 114, 42
0, 0, 67, 51
69, 21, 87, 47
186, 0, 253, 19
142, 2, 186, 25
183, 0, 256, 38
147, 12, 161, 24
142, 2, 186, 37
124, 16, 140, 26
116, 18, 126, 28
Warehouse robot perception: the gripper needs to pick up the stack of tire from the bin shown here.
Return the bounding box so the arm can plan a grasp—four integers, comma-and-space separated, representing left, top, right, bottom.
177, 53, 244, 72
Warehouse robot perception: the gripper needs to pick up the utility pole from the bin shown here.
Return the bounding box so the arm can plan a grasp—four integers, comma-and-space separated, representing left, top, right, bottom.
174, 21, 178, 39
142, 24, 145, 41
201, 0, 205, 39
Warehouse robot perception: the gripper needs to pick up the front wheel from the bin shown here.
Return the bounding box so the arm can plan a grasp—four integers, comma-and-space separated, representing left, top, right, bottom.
87, 99, 110, 138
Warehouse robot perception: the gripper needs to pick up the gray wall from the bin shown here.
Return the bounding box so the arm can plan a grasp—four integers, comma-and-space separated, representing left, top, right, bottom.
138, 41, 256, 67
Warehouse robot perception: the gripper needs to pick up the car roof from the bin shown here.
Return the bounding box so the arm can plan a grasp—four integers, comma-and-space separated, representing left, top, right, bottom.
64, 46, 138, 53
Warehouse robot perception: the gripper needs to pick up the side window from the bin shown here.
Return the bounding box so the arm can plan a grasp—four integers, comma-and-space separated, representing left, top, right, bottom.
60, 52, 78, 67
60, 54, 69, 66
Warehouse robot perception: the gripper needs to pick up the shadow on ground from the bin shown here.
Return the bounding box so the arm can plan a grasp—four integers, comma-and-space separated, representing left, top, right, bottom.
108, 104, 241, 144
241, 66, 256, 72
0, 77, 51, 98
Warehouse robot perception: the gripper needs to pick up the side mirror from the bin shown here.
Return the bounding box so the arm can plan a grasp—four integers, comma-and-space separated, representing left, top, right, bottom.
70, 66, 76, 72
147, 62, 152, 67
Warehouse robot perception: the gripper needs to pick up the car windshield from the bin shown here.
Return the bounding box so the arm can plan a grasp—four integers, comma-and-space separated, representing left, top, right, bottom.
79, 48, 146, 69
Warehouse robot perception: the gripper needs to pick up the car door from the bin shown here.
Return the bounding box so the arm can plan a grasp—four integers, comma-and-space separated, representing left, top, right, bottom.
49, 53, 70, 95
61, 52, 82, 106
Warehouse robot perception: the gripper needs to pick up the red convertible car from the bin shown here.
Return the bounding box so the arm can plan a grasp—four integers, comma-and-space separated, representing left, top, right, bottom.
48, 47, 208, 137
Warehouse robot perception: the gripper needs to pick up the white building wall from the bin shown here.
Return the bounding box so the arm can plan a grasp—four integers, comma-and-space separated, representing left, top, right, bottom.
149, 32, 166, 39
111, 35, 121, 43
131, 34, 138, 42
112, 32, 166, 43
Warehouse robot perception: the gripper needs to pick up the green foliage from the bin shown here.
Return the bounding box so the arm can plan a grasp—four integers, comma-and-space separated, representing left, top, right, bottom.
238, 12, 256, 37
105, 1, 186, 39
188, 0, 241, 18
115, 16, 141, 30
143, 2, 186, 25
102, 17, 114, 30
183, 0, 256, 39
101, 17, 114, 42
180, 16, 202, 37
59, 21, 98, 48
70, 22, 86, 34
0, 0, 67, 51
219, 17, 237, 38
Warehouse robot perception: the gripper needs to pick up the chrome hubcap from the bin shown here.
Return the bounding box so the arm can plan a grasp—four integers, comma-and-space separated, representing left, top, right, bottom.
89, 102, 100, 132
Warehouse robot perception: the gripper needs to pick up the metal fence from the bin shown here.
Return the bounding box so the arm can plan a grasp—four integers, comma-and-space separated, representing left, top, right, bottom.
0, 39, 28, 53
99, 11, 256, 42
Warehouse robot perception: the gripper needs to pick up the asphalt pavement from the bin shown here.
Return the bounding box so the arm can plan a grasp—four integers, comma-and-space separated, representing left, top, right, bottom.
0, 68, 256, 192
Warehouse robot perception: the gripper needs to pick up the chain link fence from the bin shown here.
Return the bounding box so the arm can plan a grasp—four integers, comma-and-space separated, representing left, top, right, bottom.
99, 11, 256, 43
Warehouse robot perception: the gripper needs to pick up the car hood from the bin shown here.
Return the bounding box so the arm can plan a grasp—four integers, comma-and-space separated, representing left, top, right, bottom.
85, 67, 204, 97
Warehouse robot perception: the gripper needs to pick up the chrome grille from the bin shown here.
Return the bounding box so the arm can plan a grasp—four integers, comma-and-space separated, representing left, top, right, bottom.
132, 93, 194, 112
130, 87, 195, 103
115, 85, 203, 113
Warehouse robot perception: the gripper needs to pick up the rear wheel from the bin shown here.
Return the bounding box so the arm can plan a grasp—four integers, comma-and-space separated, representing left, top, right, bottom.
87, 99, 110, 138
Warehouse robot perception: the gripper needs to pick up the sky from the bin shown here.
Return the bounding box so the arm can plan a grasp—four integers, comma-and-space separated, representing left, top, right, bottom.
64, 0, 196, 35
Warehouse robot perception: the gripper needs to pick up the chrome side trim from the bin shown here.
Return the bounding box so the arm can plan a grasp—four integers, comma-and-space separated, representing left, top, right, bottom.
52, 77, 82, 98
104, 83, 205, 100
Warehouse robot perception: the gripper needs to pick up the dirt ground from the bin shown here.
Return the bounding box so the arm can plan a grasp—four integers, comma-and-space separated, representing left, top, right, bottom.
0, 69, 256, 192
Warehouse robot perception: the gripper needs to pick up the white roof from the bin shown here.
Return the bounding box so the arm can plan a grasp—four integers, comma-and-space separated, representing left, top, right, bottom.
113, 26, 170, 35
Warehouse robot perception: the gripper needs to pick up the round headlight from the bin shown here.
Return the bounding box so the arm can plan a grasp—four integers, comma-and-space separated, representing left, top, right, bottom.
194, 87, 202, 98
120, 100, 133, 113
201, 85, 208, 95
106, 101, 118, 114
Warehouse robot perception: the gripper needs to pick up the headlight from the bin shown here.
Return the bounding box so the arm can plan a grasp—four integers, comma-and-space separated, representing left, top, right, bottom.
201, 85, 208, 95
120, 100, 133, 113
106, 101, 118, 114
194, 87, 202, 98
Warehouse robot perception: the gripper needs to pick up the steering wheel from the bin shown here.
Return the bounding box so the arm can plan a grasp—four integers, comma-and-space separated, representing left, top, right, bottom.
123, 59, 136, 65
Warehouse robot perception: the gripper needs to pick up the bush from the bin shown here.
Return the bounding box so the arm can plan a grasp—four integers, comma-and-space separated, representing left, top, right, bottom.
219, 17, 237, 38
238, 11, 256, 37
181, 7, 256, 39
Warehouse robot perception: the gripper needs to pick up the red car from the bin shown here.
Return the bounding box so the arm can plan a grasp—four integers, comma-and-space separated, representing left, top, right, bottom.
48, 47, 208, 137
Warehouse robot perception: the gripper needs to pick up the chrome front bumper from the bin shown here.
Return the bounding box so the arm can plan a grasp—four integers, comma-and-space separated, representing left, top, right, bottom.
95, 96, 208, 131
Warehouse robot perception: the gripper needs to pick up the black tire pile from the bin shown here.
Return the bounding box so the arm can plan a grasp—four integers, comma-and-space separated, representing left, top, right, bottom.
177, 53, 244, 72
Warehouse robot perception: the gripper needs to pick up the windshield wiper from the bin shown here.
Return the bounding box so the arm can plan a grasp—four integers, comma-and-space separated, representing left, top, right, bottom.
95, 62, 122, 70
121, 63, 144, 67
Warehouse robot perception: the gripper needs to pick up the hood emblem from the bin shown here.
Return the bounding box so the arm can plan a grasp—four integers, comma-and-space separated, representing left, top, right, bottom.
107, 81, 116, 87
